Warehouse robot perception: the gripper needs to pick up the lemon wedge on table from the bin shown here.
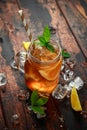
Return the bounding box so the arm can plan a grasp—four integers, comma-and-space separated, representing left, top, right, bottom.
22, 41, 31, 51
71, 87, 82, 111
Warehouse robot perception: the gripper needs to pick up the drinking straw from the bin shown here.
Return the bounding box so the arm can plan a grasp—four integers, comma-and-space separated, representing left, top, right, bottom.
18, 10, 32, 42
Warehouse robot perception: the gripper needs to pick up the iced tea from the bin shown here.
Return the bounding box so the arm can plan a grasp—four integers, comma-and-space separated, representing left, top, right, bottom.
24, 39, 62, 97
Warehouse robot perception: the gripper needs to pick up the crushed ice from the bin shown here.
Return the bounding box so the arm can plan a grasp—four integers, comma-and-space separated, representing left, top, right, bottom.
11, 51, 26, 73
52, 57, 84, 99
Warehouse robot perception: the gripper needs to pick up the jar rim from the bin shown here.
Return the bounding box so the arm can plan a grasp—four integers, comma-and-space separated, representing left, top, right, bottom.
27, 40, 62, 65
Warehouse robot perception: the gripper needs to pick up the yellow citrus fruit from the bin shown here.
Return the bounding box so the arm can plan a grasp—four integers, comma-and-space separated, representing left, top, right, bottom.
22, 41, 31, 51
39, 58, 62, 81
71, 87, 82, 111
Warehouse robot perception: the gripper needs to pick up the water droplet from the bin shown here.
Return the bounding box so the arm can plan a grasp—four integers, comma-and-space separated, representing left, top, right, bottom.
4, 127, 8, 130
18, 90, 30, 101
81, 111, 87, 119
10, 60, 18, 70
0, 73, 7, 92
36, 113, 46, 119
11, 114, 20, 126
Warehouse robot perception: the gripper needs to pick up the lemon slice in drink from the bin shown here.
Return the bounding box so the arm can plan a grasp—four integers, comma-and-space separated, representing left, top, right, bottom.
22, 41, 31, 51
39, 58, 62, 81
71, 87, 82, 111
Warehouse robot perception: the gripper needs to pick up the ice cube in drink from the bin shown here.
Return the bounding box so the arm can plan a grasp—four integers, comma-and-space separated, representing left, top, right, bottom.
24, 39, 62, 97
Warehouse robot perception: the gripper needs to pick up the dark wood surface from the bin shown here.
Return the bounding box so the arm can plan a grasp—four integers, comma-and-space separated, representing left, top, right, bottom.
0, 0, 87, 130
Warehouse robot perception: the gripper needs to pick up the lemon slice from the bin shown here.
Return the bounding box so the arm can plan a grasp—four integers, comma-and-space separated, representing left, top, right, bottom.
71, 87, 82, 111
39, 58, 62, 81
22, 41, 31, 51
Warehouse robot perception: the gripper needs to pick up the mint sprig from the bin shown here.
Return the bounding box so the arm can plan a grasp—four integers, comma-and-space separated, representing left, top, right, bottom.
62, 49, 71, 58
35, 25, 55, 52
30, 90, 48, 115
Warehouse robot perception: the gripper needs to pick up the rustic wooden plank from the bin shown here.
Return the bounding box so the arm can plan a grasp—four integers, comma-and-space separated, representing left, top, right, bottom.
0, 96, 6, 130
0, 0, 87, 130
0, 0, 30, 94
23, 96, 67, 130
0, 92, 28, 130
0, 1, 40, 130
15, 0, 68, 129
56, 0, 87, 59
70, 0, 87, 19
17, 0, 87, 130
44, 0, 87, 81
0, 1, 66, 130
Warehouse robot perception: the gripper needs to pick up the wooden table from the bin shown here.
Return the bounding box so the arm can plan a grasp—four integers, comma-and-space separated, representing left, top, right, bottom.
0, 0, 87, 130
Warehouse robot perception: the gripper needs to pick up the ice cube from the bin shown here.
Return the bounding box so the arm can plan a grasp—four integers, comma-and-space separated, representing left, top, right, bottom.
11, 51, 26, 73
63, 69, 74, 81
68, 76, 84, 90
18, 51, 26, 67
52, 84, 68, 99
74, 76, 84, 90
68, 81, 76, 90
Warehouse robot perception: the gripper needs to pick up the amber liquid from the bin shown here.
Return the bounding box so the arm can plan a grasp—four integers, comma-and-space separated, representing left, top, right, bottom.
24, 40, 62, 97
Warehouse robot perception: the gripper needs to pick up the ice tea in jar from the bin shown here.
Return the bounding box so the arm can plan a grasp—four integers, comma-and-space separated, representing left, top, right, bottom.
24, 26, 62, 97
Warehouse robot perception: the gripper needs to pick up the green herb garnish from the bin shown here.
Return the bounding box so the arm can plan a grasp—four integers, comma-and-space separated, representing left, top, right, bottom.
30, 90, 48, 115
35, 25, 55, 52
62, 49, 71, 58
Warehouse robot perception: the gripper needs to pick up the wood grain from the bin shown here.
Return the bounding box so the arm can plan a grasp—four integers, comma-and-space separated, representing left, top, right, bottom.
56, 0, 87, 59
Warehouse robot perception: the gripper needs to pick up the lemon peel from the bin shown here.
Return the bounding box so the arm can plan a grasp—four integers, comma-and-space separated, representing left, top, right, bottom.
22, 41, 31, 51
71, 87, 82, 111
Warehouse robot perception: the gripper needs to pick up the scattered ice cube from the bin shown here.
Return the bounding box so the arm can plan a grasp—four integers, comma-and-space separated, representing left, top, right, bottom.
63, 70, 74, 81
52, 84, 68, 99
16, 51, 26, 68
52, 76, 84, 99
74, 76, 84, 90
63, 73, 70, 81
67, 76, 84, 90
68, 81, 75, 91
11, 51, 26, 73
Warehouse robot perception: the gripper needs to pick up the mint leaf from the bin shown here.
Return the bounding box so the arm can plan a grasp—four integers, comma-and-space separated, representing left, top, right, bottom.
43, 25, 51, 42
31, 106, 45, 115
62, 49, 71, 58
38, 36, 46, 46
46, 43, 55, 52
31, 90, 39, 106
35, 97, 48, 106
30, 90, 48, 115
